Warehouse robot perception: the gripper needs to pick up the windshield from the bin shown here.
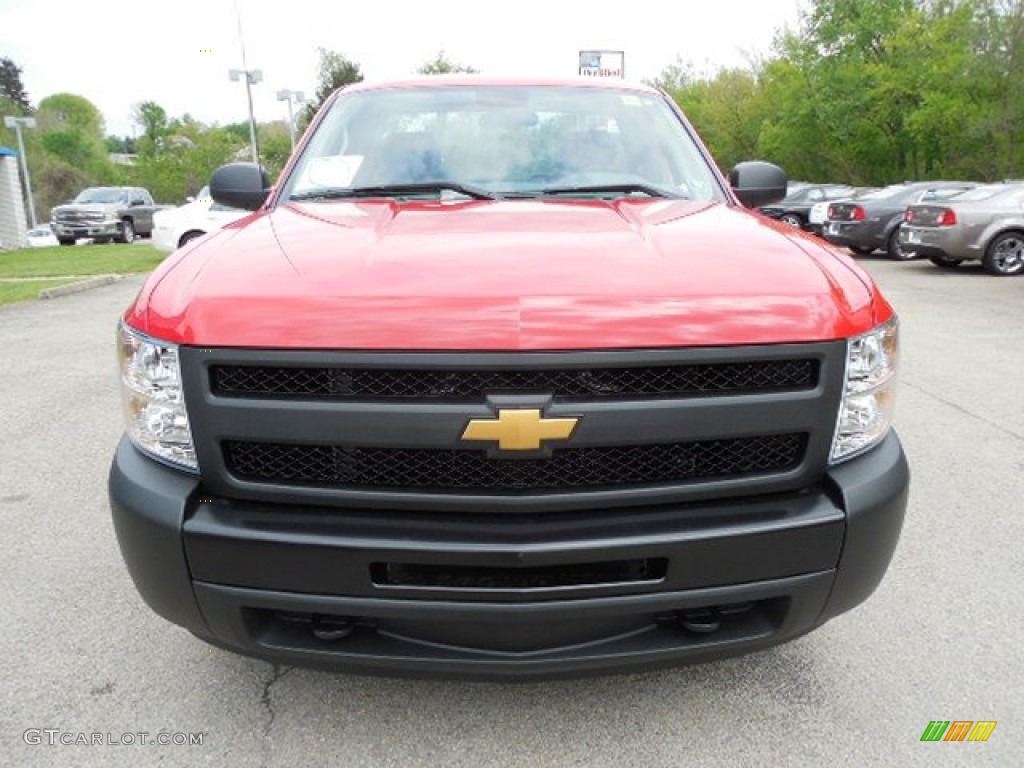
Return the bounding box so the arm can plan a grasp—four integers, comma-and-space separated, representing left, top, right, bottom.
74, 188, 127, 204
857, 185, 910, 201
919, 187, 970, 202
282, 85, 724, 201
947, 185, 1011, 202
823, 186, 856, 200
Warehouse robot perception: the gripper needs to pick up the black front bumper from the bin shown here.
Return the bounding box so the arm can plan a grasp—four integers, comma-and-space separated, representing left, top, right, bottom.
110, 433, 909, 680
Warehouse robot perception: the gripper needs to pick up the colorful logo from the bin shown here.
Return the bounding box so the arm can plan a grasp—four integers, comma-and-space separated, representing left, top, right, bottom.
920, 721, 997, 742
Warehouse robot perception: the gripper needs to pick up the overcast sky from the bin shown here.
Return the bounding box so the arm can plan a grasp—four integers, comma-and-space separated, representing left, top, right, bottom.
2, 0, 804, 137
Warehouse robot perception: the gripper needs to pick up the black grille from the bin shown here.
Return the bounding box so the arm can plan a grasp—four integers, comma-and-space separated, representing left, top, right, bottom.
370, 559, 668, 589
223, 434, 805, 491
211, 360, 817, 401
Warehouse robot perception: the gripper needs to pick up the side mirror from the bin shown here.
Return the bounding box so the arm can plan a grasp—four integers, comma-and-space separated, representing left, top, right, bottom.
729, 161, 788, 208
210, 162, 271, 211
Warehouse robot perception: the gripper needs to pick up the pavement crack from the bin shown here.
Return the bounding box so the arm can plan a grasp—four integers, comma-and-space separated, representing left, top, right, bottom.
903, 380, 1024, 442
260, 664, 293, 739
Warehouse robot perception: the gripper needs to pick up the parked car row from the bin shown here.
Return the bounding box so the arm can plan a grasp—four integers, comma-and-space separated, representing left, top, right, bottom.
761, 179, 1024, 276
821, 181, 977, 260
32, 184, 249, 254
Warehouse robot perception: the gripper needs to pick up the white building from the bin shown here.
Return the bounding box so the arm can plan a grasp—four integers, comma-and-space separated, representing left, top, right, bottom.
0, 146, 28, 250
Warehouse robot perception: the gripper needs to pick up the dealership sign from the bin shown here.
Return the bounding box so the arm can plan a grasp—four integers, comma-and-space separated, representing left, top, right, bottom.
578, 50, 625, 78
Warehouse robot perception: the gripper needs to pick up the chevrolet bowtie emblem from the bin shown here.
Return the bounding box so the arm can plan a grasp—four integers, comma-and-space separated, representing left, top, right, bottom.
461, 409, 580, 451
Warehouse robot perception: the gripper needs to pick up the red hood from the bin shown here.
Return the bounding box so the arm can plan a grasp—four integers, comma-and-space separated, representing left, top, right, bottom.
128, 198, 885, 349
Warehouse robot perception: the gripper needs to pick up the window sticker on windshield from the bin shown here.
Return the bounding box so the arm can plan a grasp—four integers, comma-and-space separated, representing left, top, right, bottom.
300, 155, 364, 190
620, 94, 643, 106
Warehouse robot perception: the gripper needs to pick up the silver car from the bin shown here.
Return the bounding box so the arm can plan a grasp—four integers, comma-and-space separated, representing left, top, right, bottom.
900, 184, 1024, 275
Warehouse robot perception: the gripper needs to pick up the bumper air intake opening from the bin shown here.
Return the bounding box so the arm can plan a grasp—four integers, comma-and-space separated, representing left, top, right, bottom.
370, 558, 669, 591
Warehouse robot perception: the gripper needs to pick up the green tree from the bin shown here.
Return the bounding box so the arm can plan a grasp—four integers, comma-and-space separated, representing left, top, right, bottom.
222, 121, 253, 144
33, 155, 92, 218
755, 57, 846, 181
258, 122, 293, 180
765, 0, 1005, 183
127, 120, 245, 203
654, 0, 1024, 185
417, 50, 479, 75
106, 135, 137, 154
0, 94, 27, 145
780, 0, 926, 183
301, 49, 364, 128
0, 57, 30, 112
35, 93, 114, 180
647, 56, 694, 96
968, 0, 1024, 178
36, 93, 105, 135
671, 68, 767, 172
132, 101, 169, 155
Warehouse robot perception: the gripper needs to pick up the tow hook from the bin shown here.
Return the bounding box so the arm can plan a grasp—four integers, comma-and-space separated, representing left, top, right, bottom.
655, 607, 724, 634
680, 608, 722, 634
310, 615, 356, 641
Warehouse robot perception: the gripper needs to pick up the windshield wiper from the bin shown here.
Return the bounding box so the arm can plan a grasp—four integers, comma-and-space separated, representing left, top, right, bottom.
526, 183, 686, 199
290, 182, 500, 201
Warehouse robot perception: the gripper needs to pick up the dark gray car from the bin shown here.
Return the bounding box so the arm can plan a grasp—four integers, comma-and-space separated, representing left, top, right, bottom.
900, 183, 1024, 276
51, 186, 156, 246
822, 181, 977, 259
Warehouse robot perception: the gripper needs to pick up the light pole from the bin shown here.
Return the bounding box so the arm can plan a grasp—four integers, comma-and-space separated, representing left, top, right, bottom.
228, 68, 262, 164
276, 89, 305, 151
3, 115, 38, 229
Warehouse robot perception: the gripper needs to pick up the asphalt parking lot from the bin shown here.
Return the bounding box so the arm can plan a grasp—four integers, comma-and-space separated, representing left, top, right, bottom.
1, 257, 1021, 767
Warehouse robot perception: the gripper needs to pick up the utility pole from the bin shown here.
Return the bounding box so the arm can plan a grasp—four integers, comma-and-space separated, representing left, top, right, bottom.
229, 68, 263, 164
229, 0, 261, 165
276, 89, 305, 151
4, 115, 38, 229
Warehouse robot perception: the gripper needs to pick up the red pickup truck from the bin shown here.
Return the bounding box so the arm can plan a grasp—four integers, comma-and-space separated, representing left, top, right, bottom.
110, 77, 908, 680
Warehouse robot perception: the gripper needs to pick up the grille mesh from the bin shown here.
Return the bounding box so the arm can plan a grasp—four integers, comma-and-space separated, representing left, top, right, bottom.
55, 211, 103, 222
212, 360, 817, 401
223, 434, 805, 491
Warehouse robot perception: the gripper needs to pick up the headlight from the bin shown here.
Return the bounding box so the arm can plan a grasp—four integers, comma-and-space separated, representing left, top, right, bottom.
117, 322, 197, 471
830, 317, 899, 463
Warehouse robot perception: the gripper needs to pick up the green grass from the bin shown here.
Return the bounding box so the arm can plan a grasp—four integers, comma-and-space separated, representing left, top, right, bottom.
0, 242, 164, 278
0, 279, 83, 306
